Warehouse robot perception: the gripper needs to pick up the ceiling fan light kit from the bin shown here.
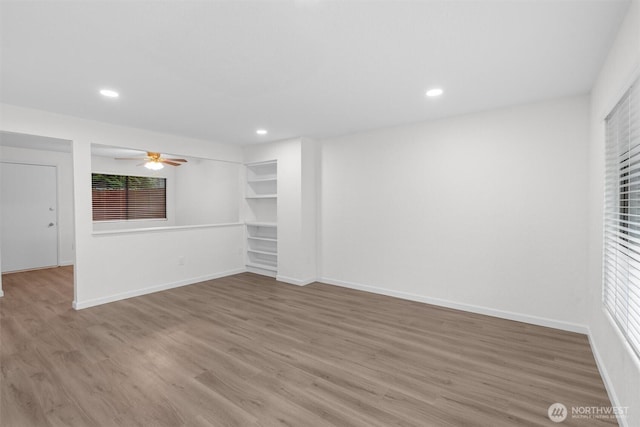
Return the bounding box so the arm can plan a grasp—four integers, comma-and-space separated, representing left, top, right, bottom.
144, 161, 164, 170
116, 151, 188, 170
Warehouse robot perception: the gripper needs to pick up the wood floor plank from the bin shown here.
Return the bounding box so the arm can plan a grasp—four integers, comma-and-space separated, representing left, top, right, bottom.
1, 267, 618, 426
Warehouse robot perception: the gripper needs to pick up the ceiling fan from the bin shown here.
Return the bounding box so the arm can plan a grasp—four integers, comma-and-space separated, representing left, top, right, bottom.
115, 151, 187, 170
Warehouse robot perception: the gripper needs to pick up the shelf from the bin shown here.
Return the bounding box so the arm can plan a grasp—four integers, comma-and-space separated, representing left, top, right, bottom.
248, 177, 277, 183
245, 194, 277, 199
248, 236, 277, 242
248, 249, 277, 256
246, 161, 277, 181
246, 262, 277, 272
246, 160, 277, 167
246, 222, 277, 228
245, 159, 277, 278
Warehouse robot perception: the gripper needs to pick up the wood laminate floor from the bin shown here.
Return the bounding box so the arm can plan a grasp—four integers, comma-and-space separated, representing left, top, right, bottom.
1, 267, 616, 426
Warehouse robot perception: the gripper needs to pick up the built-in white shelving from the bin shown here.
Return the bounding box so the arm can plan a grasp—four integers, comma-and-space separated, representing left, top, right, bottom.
247, 248, 277, 256
245, 221, 277, 227
247, 177, 277, 183
245, 195, 277, 199
247, 236, 277, 242
245, 160, 277, 277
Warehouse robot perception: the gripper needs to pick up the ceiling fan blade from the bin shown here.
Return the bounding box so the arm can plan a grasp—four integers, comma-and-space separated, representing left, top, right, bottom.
164, 158, 187, 162
161, 160, 182, 166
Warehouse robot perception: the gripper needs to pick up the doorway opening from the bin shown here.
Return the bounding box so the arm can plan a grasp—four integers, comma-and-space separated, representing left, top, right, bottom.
0, 131, 75, 305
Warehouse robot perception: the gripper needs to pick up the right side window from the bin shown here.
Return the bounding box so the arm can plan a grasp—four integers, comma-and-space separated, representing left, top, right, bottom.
603, 76, 640, 359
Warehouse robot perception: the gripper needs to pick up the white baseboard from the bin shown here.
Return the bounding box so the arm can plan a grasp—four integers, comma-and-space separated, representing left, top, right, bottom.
72, 268, 245, 310
0, 289, 4, 297
59, 260, 74, 267
246, 265, 277, 278
276, 275, 316, 286
319, 277, 589, 334
587, 330, 628, 427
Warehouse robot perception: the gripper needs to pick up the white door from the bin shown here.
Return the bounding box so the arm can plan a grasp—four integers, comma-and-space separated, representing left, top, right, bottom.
1, 162, 58, 272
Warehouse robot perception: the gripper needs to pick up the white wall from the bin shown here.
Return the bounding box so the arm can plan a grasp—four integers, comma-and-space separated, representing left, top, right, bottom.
0, 145, 75, 266
320, 95, 590, 331
243, 138, 318, 285
0, 103, 244, 307
587, 1, 640, 426
302, 139, 319, 281
174, 158, 242, 226
80, 225, 243, 307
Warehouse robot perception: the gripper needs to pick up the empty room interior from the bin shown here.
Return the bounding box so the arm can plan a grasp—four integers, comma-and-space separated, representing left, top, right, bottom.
1, 1, 639, 426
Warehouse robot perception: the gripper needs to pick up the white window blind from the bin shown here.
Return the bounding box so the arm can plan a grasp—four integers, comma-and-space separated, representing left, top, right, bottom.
92, 173, 166, 221
603, 76, 640, 359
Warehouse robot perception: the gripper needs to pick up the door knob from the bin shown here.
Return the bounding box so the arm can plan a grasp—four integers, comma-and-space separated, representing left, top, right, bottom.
48, 223, 55, 227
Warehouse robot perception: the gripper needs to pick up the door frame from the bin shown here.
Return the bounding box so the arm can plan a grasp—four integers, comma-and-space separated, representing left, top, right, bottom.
1, 160, 61, 269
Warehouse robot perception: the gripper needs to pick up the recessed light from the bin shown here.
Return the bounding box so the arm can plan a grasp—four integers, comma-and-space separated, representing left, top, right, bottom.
426, 88, 444, 97
256, 129, 268, 135
100, 89, 119, 98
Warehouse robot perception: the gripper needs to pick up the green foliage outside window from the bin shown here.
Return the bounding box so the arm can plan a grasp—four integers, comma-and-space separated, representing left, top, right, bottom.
91, 174, 165, 190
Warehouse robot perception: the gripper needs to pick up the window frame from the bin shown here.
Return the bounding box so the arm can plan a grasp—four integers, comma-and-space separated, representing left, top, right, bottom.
91, 172, 168, 222
602, 75, 640, 361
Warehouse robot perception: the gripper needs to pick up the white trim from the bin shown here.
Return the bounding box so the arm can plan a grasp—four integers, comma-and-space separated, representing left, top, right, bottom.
0, 159, 63, 167
92, 222, 243, 236
0, 289, 4, 297
59, 260, 74, 267
276, 275, 315, 286
587, 328, 629, 427
319, 277, 589, 334
72, 267, 245, 310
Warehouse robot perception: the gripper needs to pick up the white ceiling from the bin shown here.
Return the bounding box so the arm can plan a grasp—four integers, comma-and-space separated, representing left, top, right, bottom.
0, 1, 629, 145
0, 131, 205, 161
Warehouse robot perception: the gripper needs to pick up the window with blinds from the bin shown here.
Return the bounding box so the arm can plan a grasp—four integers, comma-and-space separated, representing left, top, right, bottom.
92, 173, 166, 221
603, 76, 640, 359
